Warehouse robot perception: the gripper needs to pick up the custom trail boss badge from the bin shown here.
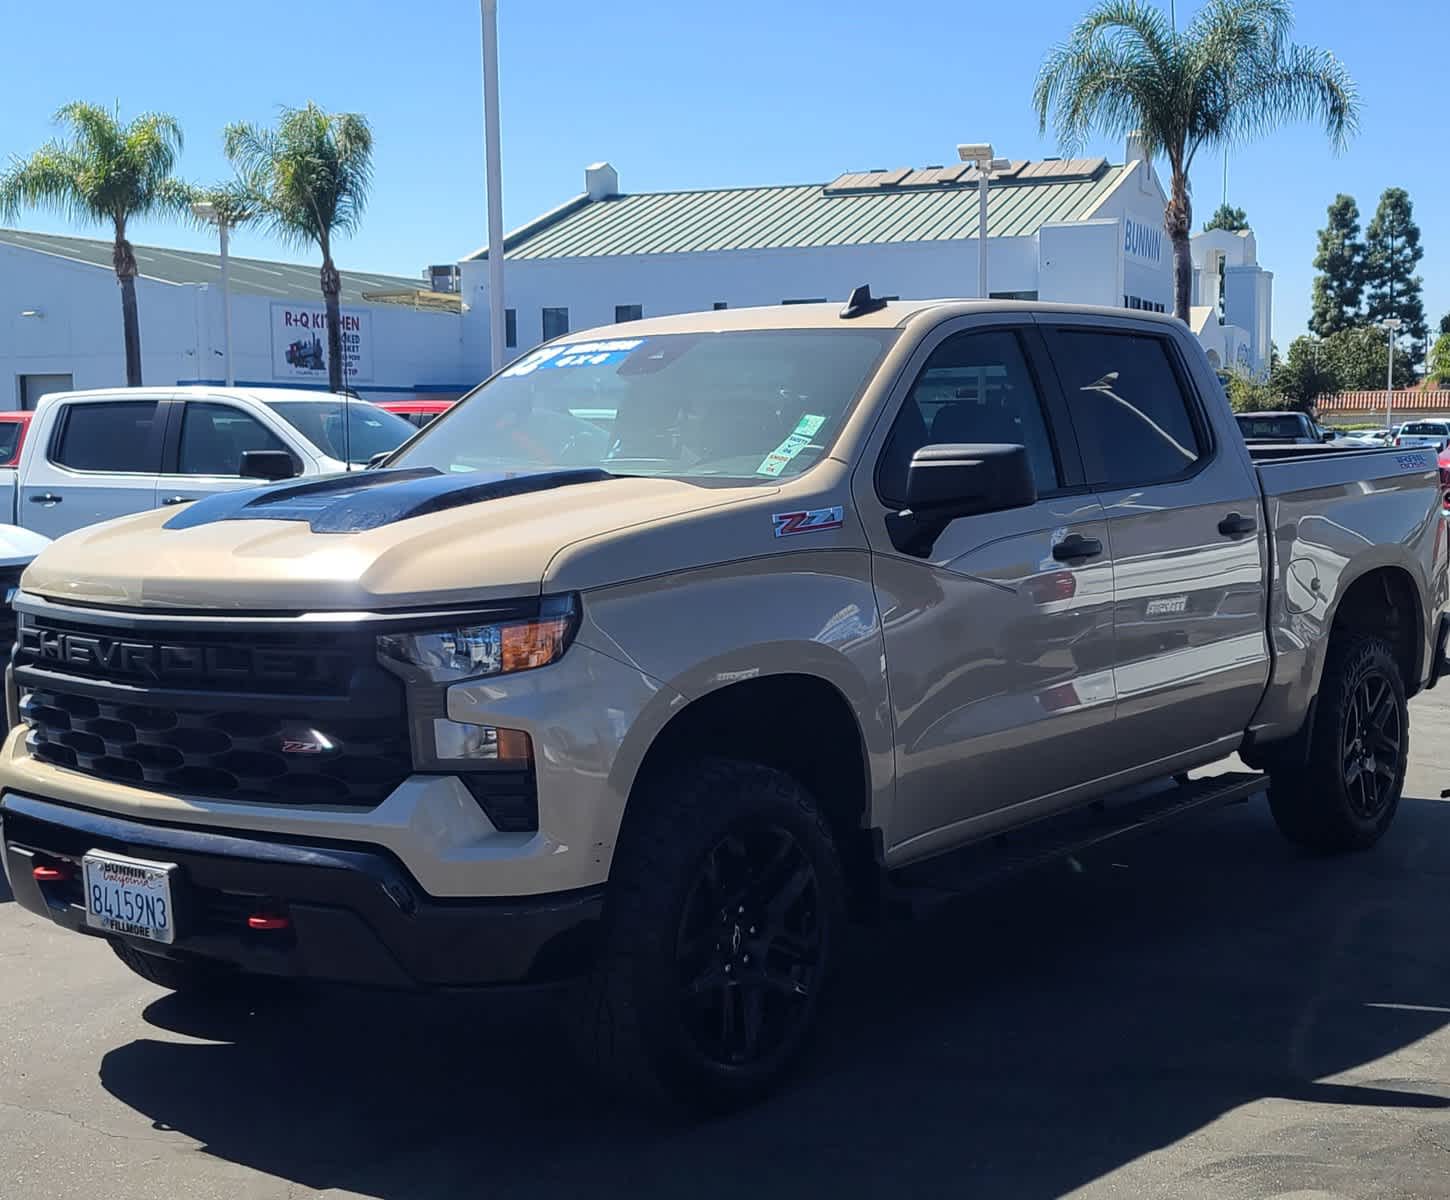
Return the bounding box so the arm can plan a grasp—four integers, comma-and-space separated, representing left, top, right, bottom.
772, 506, 845, 537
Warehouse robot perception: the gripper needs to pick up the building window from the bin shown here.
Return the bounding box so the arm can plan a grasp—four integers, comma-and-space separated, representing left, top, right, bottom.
1124, 295, 1164, 313
781, 298, 827, 305
989, 290, 1038, 301
712, 301, 728, 310
614, 304, 643, 323
505, 308, 517, 348
542, 307, 569, 340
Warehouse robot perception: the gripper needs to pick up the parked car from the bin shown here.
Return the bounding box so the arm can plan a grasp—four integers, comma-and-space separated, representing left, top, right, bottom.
1395, 420, 1450, 451
0, 522, 49, 648
5, 298, 1447, 1111
0, 387, 414, 539
375, 399, 455, 429
1234, 411, 1335, 444
1335, 427, 1395, 448
0, 411, 34, 468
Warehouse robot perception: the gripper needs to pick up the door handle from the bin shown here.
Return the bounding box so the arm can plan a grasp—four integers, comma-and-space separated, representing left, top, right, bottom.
161, 495, 194, 506
29, 493, 61, 504
1218, 512, 1257, 538
1052, 534, 1103, 561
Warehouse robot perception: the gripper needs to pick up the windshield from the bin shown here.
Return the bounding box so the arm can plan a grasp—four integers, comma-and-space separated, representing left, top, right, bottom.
387, 330, 896, 481
1236, 414, 1307, 439
1403, 422, 1449, 435
265, 400, 414, 464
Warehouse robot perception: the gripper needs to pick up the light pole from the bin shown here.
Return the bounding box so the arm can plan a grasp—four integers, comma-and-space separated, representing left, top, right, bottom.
480, 0, 506, 372
1382, 316, 1403, 431
958, 143, 1011, 299
192, 200, 234, 386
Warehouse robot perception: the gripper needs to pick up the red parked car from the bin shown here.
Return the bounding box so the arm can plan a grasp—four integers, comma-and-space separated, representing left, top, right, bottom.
0, 411, 34, 468
375, 399, 454, 429
1438, 445, 1450, 509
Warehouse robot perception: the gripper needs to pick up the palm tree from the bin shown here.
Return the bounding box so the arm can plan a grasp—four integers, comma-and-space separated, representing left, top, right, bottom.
0, 103, 194, 386
223, 104, 373, 394
1034, 0, 1357, 322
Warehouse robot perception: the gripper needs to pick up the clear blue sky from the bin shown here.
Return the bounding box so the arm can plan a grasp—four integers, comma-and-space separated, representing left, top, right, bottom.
0, 0, 1442, 347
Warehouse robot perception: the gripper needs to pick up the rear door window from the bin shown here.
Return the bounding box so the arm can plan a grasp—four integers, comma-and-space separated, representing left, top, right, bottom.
1047, 330, 1205, 488
0, 421, 24, 465
50, 401, 160, 472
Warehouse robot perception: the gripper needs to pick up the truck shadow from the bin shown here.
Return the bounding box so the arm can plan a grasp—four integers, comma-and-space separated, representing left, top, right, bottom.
98, 796, 1450, 1199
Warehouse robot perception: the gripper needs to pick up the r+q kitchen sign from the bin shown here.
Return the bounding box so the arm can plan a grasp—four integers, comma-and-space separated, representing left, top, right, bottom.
270, 302, 374, 383
1123, 217, 1164, 265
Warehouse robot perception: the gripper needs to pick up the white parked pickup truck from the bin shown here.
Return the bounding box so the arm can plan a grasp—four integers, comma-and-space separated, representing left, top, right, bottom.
0, 387, 416, 539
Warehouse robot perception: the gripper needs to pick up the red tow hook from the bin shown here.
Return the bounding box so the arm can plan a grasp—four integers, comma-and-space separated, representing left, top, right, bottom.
32, 864, 71, 883
246, 913, 290, 931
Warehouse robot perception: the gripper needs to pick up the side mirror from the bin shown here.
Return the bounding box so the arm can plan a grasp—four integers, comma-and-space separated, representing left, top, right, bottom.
1320, 428, 1337, 443
239, 449, 299, 482
885, 443, 1037, 557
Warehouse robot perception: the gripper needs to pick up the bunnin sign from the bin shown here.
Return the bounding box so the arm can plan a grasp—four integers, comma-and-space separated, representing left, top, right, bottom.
269, 302, 373, 383
1123, 216, 1164, 265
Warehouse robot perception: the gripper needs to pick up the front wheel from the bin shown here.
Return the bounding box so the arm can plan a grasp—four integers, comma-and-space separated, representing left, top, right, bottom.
1268, 634, 1408, 852
571, 758, 846, 1111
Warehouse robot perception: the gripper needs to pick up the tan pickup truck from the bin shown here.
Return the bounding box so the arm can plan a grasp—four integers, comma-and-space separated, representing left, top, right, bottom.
4, 295, 1448, 1110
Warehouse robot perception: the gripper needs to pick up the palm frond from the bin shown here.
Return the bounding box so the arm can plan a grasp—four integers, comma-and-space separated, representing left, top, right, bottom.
1228, 43, 1358, 150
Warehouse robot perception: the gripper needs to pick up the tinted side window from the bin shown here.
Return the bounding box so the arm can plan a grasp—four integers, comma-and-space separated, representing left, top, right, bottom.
878, 328, 1059, 506
1052, 331, 1204, 488
0, 422, 23, 465
177, 403, 289, 475
52, 401, 159, 472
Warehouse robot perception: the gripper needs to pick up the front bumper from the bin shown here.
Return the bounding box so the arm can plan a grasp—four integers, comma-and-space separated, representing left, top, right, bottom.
1, 792, 603, 988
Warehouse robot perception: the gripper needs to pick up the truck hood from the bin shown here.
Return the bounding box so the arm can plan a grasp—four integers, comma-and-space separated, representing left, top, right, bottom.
21, 468, 768, 611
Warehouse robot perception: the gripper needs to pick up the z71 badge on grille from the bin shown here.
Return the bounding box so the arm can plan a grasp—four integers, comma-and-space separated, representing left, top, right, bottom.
772, 506, 844, 537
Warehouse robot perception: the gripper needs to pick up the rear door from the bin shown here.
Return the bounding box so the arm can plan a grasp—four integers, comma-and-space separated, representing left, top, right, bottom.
155, 399, 308, 507
1040, 319, 1270, 772
19, 396, 166, 537
855, 317, 1119, 856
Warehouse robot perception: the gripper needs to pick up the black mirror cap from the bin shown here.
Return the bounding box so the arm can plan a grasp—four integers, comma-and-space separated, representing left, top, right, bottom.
887, 443, 1037, 558
239, 449, 300, 482
904, 443, 1037, 519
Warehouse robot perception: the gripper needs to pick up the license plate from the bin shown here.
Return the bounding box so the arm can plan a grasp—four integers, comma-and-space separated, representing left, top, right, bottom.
81, 851, 177, 944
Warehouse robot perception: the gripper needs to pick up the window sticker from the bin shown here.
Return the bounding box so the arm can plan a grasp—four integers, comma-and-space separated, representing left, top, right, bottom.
499, 339, 644, 378
756, 413, 828, 476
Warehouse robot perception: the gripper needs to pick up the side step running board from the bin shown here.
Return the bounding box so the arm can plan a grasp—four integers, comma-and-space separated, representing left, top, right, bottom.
889, 771, 1267, 912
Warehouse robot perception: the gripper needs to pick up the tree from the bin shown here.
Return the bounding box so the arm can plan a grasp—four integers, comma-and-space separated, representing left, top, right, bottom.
1320, 325, 1414, 391
1363, 187, 1427, 349
1308, 194, 1365, 336
1034, 0, 1357, 323
0, 103, 193, 387
224, 103, 373, 394
1439, 312, 1450, 337
1271, 335, 1340, 406
1225, 370, 1278, 412
1428, 333, 1450, 387
1203, 203, 1249, 232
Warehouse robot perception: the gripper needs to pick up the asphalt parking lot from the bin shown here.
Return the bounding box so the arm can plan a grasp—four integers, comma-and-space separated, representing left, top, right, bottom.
6, 696, 1450, 1200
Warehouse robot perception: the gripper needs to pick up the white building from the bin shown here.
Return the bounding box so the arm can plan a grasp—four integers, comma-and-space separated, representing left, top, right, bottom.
1190, 226, 1273, 374
461, 135, 1272, 377
0, 229, 472, 409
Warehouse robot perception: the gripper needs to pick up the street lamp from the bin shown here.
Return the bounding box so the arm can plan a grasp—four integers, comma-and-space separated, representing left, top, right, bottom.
191, 200, 234, 387
480, 0, 506, 371
1382, 317, 1403, 432
958, 143, 1012, 299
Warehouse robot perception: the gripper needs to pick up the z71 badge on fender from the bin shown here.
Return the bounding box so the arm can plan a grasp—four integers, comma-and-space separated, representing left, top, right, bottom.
773, 506, 844, 537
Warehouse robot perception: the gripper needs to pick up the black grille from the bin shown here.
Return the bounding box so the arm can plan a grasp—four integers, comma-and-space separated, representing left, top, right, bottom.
14, 609, 413, 809
21, 687, 412, 807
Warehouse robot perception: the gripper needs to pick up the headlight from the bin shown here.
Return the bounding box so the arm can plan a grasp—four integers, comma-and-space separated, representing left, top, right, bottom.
377, 595, 578, 683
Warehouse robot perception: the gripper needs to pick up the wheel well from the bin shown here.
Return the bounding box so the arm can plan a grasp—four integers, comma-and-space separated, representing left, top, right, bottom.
1331, 567, 1421, 691
628, 674, 878, 916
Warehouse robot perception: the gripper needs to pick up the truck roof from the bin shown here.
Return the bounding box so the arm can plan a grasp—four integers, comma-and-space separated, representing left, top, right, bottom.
34, 385, 364, 409
577, 298, 1182, 338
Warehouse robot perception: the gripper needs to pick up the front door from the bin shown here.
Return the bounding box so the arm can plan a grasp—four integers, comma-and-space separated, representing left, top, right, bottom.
1041, 320, 1270, 772
855, 320, 1120, 859
19, 397, 165, 538
155, 400, 304, 507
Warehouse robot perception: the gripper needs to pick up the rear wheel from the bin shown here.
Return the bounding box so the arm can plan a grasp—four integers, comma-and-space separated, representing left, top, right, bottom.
571, 758, 845, 1111
110, 939, 231, 993
1268, 635, 1408, 852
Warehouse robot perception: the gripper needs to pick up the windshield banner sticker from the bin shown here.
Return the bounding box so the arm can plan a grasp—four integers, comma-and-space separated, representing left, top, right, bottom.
757, 414, 827, 477
773, 505, 844, 537
500, 339, 644, 378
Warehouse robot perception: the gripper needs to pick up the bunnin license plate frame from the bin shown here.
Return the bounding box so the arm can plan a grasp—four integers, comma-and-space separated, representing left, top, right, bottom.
81, 849, 178, 945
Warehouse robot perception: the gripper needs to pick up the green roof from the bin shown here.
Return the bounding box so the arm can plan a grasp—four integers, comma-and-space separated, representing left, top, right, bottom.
471, 158, 1126, 261
0, 228, 425, 306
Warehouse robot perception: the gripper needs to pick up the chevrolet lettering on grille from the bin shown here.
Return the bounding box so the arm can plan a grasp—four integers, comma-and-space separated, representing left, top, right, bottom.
19, 626, 334, 686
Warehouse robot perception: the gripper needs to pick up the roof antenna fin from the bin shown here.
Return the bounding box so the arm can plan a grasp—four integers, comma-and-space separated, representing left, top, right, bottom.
841, 284, 888, 319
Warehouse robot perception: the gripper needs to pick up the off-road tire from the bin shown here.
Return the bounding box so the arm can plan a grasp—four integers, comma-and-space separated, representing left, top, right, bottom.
110, 939, 231, 993
1268, 634, 1408, 852
570, 757, 846, 1112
